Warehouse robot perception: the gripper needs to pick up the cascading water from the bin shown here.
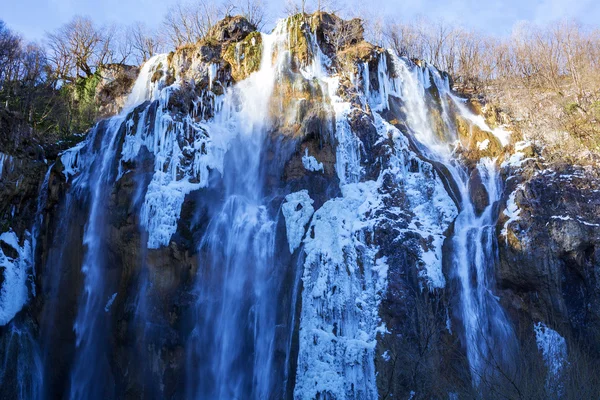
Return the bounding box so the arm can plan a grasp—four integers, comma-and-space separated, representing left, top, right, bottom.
68, 56, 168, 399
384, 55, 518, 385
185, 25, 285, 400
0, 165, 49, 400
68, 117, 124, 400
0, 13, 531, 400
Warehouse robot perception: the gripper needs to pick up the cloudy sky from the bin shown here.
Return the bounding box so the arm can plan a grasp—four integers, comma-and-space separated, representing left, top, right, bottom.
3, 0, 600, 41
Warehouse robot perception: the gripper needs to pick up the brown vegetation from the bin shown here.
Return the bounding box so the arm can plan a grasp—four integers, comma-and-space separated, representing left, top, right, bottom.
380, 18, 600, 154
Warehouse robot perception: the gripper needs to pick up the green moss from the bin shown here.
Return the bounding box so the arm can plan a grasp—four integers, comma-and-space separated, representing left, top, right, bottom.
74, 71, 101, 106
66, 71, 104, 134
565, 102, 580, 114
285, 14, 311, 70
223, 31, 263, 82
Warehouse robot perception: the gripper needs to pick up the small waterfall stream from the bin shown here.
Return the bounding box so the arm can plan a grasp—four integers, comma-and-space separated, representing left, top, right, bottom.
68, 118, 123, 400
68, 57, 169, 399
386, 55, 518, 385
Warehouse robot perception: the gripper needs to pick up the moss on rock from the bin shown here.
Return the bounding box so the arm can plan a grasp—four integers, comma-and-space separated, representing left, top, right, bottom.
222, 31, 263, 82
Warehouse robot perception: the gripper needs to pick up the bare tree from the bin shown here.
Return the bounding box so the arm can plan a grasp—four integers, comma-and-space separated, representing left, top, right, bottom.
284, 0, 309, 16
384, 20, 424, 59
46, 16, 114, 82
224, 0, 269, 29
162, 0, 221, 48
129, 22, 163, 64
328, 15, 364, 54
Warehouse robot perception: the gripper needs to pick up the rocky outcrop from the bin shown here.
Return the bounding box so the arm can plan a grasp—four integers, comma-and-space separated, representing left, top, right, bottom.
499, 158, 600, 352
96, 64, 139, 117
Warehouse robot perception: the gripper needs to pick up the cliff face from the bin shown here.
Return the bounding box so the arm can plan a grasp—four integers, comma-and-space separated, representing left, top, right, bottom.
499, 159, 600, 346
0, 13, 599, 400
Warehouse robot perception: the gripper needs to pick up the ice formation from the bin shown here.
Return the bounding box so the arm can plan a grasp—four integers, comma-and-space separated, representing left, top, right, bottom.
302, 149, 324, 172
0, 231, 32, 326
0, 152, 13, 180
282, 190, 315, 253
534, 322, 568, 378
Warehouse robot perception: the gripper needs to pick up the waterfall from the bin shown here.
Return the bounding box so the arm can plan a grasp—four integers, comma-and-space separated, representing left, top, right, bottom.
68, 55, 169, 400
0, 14, 532, 399
293, 31, 391, 400
0, 321, 43, 400
0, 160, 52, 399
387, 54, 517, 385
68, 118, 124, 400
184, 24, 286, 400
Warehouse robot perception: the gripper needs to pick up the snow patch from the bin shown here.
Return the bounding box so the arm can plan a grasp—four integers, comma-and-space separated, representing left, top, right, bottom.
477, 139, 490, 151
281, 190, 315, 253
534, 322, 567, 393
551, 215, 572, 221
501, 187, 522, 238
302, 149, 324, 173
502, 141, 534, 169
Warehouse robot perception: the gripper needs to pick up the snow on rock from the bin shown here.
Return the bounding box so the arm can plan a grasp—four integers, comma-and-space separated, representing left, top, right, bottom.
59, 141, 86, 180
302, 148, 324, 173
281, 190, 315, 253
534, 322, 567, 390
501, 141, 534, 169
477, 139, 490, 151
374, 114, 457, 289
0, 231, 32, 326
501, 185, 523, 239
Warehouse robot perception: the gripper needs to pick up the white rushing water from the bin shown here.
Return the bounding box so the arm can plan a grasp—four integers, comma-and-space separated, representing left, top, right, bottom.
69, 54, 171, 400
68, 117, 124, 400
380, 54, 517, 386
185, 23, 287, 400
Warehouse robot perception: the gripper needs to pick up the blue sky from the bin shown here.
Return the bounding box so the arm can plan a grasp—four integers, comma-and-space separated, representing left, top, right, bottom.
3, 0, 600, 42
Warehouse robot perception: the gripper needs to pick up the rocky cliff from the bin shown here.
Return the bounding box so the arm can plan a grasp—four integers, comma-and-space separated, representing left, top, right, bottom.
0, 12, 599, 400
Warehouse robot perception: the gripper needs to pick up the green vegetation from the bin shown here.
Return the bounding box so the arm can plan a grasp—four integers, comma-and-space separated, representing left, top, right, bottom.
223, 31, 262, 81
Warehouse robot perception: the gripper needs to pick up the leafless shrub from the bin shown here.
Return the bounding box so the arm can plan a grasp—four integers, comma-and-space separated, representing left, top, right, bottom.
224, 0, 269, 30
129, 22, 164, 64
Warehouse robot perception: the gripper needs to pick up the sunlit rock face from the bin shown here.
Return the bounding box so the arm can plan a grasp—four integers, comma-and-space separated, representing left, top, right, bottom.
0, 12, 599, 400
